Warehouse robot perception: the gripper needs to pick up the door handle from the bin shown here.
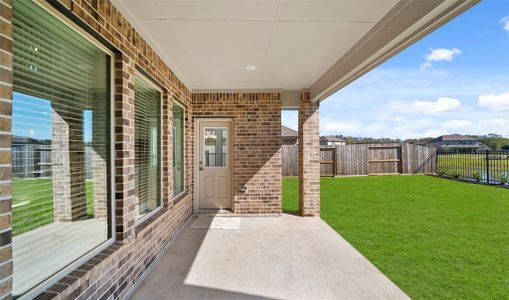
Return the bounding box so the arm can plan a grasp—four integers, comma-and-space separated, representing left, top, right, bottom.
199, 161, 204, 171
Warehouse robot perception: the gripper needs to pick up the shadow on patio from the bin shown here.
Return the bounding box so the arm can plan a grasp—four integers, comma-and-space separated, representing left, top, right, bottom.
129, 214, 408, 300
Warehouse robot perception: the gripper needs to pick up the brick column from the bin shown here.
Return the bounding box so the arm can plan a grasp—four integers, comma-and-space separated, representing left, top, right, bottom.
0, 0, 13, 298
114, 54, 136, 240
298, 92, 320, 216
162, 91, 173, 207
51, 107, 87, 221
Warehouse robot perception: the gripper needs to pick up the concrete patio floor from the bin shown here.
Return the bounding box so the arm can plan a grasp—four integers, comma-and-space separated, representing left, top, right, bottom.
130, 214, 409, 300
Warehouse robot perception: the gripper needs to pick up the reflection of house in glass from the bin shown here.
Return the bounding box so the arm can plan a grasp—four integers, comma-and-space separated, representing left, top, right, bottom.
12, 92, 101, 217
12, 136, 52, 179
204, 128, 227, 167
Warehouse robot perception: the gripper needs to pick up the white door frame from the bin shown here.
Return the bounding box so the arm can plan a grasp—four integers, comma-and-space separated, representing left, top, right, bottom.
194, 118, 234, 213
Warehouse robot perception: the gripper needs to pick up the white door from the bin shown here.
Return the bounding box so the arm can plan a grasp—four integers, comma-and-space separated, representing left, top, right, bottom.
197, 119, 232, 209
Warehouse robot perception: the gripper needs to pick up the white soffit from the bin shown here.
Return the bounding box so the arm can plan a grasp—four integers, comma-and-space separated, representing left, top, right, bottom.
115, 0, 399, 91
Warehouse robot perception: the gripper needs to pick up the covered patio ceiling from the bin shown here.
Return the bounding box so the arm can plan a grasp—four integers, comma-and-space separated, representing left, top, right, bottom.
113, 0, 478, 102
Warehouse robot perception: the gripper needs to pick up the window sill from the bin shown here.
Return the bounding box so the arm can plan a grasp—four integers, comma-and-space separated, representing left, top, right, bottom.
172, 191, 188, 205
135, 207, 167, 237
134, 191, 189, 237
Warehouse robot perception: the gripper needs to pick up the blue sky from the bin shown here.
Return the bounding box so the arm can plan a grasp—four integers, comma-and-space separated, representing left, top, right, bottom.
283, 0, 509, 139
13, 92, 93, 142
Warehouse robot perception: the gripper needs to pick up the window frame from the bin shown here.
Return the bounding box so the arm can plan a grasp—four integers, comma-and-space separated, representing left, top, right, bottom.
18, 1, 116, 298
133, 70, 164, 225
172, 100, 186, 200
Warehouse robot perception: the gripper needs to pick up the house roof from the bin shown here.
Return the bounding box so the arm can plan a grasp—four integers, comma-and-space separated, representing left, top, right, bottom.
281, 126, 298, 138
112, 0, 477, 102
320, 136, 345, 142
431, 134, 479, 142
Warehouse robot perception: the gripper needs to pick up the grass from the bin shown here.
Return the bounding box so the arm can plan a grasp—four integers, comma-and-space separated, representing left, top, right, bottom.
283, 175, 509, 299
12, 179, 94, 236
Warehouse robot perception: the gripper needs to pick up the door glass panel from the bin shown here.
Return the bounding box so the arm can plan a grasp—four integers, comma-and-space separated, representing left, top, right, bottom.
204, 128, 227, 167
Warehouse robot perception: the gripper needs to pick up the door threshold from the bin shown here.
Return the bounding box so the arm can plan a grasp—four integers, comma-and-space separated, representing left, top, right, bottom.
195, 209, 234, 216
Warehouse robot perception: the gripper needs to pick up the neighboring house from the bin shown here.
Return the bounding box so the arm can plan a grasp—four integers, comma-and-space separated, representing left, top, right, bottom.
12, 136, 52, 179
320, 136, 346, 146
427, 134, 489, 151
282, 126, 298, 145
1, 0, 476, 298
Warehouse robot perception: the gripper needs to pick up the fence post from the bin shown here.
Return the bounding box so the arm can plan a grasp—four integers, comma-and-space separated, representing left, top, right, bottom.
486, 150, 490, 183
332, 147, 337, 177
434, 150, 439, 175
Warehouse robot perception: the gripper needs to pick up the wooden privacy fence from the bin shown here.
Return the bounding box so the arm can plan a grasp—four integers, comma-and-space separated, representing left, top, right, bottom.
366, 144, 402, 175
320, 148, 336, 176
282, 143, 436, 177
282, 145, 298, 176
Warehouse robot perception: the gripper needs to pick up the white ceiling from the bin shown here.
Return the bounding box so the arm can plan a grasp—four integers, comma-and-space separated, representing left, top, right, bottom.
116, 0, 400, 91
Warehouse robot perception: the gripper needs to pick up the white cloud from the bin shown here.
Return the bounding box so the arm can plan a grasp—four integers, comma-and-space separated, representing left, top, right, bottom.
424, 129, 448, 137
476, 118, 509, 136
392, 97, 462, 114
421, 47, 461, 69
500, 16, 509, 32
323, 122, 357, 133
443, 120, 472, 130
478, 92, 509, 111
365, 123, 391, 137
413, 97, 462, 113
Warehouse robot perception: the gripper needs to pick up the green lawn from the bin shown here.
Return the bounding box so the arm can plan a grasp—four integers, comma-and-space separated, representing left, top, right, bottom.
283, 175, 509, 299
12, 179, 94, 236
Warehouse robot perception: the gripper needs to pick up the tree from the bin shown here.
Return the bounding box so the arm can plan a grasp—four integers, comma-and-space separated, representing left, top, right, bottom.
477, 134, 509, 150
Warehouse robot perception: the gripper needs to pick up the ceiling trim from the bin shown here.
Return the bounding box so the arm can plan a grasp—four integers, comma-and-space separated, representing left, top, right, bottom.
192, 89, 302, 108
110, 0, 193, 91
281, 91, 301, 109
309, 0, 480, 102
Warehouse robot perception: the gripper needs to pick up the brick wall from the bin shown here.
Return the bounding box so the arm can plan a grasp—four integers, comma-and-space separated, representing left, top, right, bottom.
298, 92, 320, 217
193, 93, 282, 214
3, 0, 197, 298
0, 0, 13, 297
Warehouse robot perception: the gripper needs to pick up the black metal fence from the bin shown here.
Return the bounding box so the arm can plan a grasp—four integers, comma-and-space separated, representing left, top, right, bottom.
436, 150, 509, 185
